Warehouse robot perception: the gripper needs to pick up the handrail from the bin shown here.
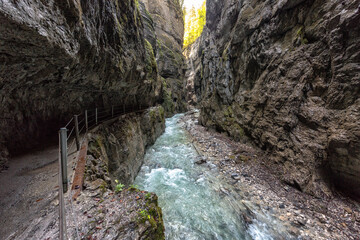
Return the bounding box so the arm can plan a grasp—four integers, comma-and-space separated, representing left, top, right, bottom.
57, 103, 151, 239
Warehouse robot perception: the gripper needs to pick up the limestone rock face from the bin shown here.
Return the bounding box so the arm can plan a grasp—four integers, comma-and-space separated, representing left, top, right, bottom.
141, 0, 187, 116
0, 0, 163, 164
189, 0, 360, 199
0, 0, 188, 168
88, 106, 165, 186
142, 0, 184, 78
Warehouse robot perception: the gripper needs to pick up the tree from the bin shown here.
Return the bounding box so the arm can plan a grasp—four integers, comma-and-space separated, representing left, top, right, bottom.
183, 0, 206, 48
182, 6, 187, 23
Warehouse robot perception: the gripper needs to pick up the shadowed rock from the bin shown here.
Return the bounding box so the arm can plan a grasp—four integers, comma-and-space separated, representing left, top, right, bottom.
187, 0, 360, 199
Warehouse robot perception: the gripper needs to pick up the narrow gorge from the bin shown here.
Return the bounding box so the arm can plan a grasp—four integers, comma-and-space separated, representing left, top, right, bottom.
0, 0, 359, 239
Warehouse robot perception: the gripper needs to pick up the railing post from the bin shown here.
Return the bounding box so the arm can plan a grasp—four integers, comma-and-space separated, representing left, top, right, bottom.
95, 108, 98, 125
59, 128, 68, 192
85, 110, 88, 132
74, 115, 80, 151
112, 105, 114, 118
59, 128, 68, 240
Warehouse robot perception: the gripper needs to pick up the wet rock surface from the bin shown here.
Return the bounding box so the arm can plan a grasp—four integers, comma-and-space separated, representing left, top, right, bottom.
187, 0, 360, 199
181, 110, 360, 240
88, 106, 165, 186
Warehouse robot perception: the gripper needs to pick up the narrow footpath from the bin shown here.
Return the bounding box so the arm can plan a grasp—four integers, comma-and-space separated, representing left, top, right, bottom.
0, 143, 78, 239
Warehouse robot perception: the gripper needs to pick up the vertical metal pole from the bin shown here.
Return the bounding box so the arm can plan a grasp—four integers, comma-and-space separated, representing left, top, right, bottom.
85, 110, 88, 132
111, 105, 114, 118
95, 108, 98, 125
74, 115, 80, 151
59, 129, 68, 240
58, 131, 65, 240
60, 128, 68, 193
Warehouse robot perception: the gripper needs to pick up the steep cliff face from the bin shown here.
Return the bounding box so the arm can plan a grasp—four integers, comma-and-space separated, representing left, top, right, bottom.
189, 0, 360, 199
0, 0, 161, 163
81, 106, 166, 239
88, 106, 165, 186
141, 0, 187, 116
0, 0, 186, 168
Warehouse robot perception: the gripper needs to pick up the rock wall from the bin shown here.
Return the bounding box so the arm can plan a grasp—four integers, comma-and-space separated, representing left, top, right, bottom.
189, 0, 360, 199
183, 34, 205, 106
141, 0, 187, 116
0, 0, 161, 163
0, 0, 186, 168
87, 106, 165, 186
71, 178, 165, 239
73, 106, 166, 239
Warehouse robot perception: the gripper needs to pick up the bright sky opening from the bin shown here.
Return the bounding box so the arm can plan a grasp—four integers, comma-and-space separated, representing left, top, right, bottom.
183, 0, 204, 10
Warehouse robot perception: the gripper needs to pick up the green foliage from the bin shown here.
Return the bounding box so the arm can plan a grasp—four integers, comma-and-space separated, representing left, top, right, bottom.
182, 6, 186, 22
138, 209, 151, 223
130, 184, 139, 189
183, 1, 206, 48
145, 192, 152, 200
128, 184, 140, 192
114, 179, 125, 193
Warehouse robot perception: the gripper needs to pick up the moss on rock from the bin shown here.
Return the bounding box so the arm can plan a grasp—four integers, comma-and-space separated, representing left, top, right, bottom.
145, 39, 158, 74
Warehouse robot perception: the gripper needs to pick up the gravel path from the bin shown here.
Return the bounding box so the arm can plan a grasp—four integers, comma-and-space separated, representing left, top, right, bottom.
0, 143, 78, 239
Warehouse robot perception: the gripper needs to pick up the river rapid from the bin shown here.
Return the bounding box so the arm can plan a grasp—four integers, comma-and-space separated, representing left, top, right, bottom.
135, 113, 292, 240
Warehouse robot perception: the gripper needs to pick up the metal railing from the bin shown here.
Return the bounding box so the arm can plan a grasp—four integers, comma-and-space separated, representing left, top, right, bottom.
57, 103, 149, 239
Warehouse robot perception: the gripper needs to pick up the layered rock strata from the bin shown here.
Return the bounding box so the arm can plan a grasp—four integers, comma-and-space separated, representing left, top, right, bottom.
0, 0, 161, 164
188, 0, 360, 199
75, 106, 166, 239
0, 0, 186, 168
88, 106, 165, 186
141, 0, 187, 116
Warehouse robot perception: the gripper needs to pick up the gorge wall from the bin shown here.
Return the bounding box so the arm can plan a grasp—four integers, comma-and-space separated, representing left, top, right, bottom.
88, 106, 165, 186
188, 0, 360, 199
141, 0, 187, 116
0, 0, 185, 169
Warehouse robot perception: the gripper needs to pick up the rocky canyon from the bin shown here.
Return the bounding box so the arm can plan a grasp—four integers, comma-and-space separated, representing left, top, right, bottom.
187, 0, 360, 200
0, 0, 185, 168
0, 0, 184, 238
0, 0, 360, 239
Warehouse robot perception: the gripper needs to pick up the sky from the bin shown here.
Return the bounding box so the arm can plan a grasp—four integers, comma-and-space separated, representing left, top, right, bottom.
183, 0, 204, 10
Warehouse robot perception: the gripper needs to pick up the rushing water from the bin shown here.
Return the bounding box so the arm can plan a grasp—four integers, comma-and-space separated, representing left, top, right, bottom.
134, 114, 289, 240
